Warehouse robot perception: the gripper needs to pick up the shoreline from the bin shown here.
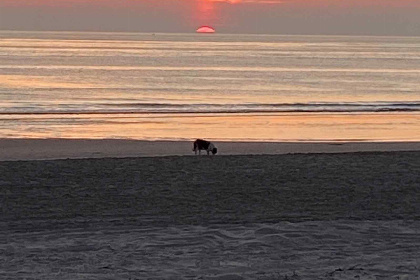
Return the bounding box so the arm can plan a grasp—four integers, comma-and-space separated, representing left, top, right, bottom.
1, 138, 420, 161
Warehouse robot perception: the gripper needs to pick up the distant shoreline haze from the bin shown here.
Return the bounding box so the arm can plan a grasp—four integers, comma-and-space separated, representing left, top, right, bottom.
0, 0, 419, 36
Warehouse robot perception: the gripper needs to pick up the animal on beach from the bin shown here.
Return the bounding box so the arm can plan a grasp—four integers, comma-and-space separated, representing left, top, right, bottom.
193, 139, 218, 155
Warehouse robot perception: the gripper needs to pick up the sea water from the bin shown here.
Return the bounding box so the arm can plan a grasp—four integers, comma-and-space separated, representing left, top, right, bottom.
0, 31, 419, 141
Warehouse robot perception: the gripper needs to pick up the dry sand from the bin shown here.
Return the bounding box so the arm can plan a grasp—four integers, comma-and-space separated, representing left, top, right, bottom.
1, 151, 420, 279
1, 138, 420, 161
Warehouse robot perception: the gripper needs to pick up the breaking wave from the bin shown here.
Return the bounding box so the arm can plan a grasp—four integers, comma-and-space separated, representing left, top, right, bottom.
1, 101, 419, 115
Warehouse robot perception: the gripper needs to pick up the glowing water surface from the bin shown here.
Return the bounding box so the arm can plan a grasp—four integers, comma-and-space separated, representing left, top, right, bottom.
0, 31, 419, 141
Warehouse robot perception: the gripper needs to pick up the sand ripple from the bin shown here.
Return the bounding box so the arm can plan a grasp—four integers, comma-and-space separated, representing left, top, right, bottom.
1, 221, 420, 279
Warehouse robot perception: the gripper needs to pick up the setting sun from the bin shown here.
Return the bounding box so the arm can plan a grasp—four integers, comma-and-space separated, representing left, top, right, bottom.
196, 26, 216, 33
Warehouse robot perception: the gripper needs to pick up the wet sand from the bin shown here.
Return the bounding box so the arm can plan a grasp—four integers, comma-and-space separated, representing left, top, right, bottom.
1, 151, 420, 279
1, 138, 420, 161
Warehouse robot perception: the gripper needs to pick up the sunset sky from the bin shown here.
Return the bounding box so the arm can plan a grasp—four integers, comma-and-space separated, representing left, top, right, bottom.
0, 0, 419, 35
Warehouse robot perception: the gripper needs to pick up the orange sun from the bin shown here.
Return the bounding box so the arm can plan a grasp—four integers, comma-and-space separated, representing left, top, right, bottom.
196, 26, 216, 33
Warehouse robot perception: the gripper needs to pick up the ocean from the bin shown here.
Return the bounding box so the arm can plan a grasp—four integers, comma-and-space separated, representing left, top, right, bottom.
0, 31, 419, 141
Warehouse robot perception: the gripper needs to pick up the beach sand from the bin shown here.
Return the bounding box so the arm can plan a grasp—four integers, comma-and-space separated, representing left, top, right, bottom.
1, 144, 420, 279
